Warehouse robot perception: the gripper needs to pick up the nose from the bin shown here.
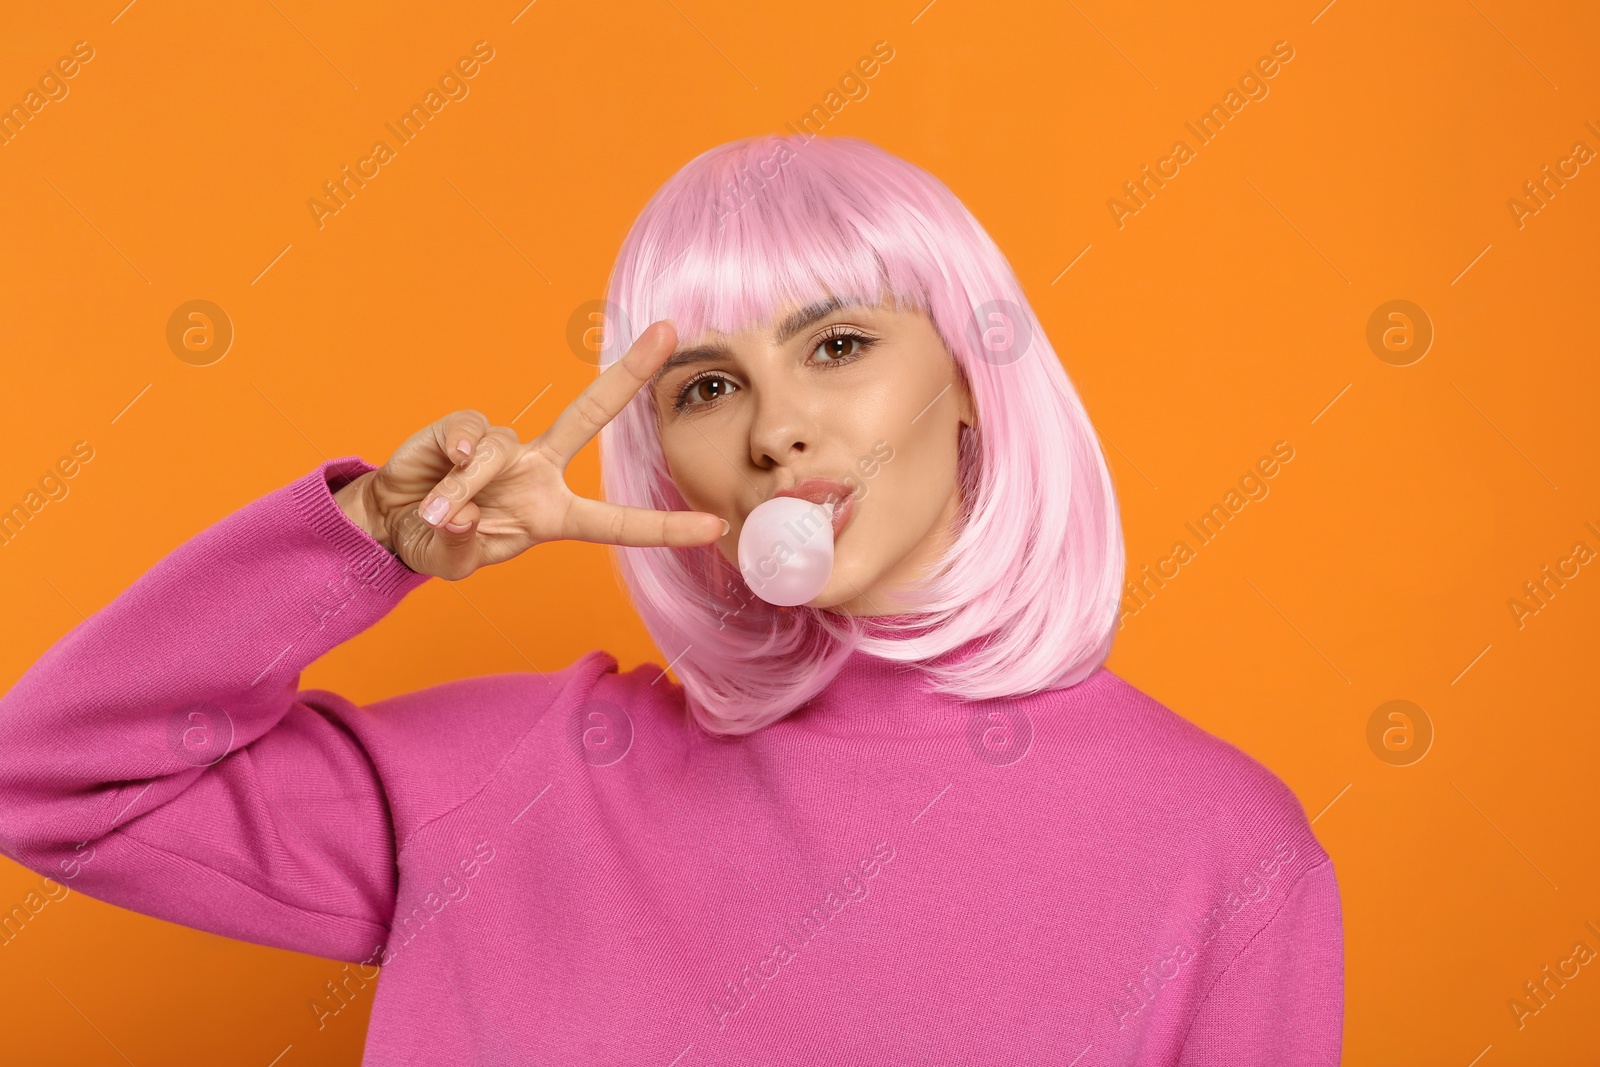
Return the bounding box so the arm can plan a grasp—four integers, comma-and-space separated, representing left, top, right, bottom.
747, 375, 820, 471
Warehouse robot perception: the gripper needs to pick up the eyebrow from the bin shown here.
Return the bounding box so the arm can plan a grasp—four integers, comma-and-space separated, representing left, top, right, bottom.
650, 297, 857, 386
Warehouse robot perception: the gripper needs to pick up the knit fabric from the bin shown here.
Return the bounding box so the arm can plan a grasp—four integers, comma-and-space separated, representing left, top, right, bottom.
0, 456, 1343, 1065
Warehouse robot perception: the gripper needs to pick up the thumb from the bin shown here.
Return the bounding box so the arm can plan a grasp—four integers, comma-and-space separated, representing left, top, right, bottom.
418, 500, 482, 580
435, 500, 481, 545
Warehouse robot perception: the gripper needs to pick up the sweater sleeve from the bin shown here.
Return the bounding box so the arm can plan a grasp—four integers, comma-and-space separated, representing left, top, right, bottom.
0, 456, 433, 964
1176, 859, 1345, 1066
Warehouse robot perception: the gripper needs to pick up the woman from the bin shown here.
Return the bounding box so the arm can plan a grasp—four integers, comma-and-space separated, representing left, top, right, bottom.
0, 135, 1342, 1064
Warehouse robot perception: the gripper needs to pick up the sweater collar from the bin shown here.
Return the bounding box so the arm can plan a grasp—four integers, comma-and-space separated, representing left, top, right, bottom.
790, 613, 1001, 727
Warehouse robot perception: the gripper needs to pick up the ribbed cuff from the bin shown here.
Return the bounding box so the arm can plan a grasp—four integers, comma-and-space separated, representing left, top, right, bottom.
288, 456, 432, 599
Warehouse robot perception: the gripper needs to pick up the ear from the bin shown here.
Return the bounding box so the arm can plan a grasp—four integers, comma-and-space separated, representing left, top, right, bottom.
956, 374, 977, 429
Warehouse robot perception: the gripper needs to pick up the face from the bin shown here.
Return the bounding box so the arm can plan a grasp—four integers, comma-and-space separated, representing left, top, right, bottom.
650, 294, 976, 616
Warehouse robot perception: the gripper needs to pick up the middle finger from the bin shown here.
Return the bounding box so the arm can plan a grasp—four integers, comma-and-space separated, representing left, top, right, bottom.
418, 426, 522, 527
535, 319, 675, 471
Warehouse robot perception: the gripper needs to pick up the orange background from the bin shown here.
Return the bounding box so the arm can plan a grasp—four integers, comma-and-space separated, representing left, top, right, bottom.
2, 0, 1597, 1063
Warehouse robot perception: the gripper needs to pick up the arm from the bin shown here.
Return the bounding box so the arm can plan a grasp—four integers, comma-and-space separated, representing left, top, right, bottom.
1176, 859, 1345, 1066
0, 456, 431, 963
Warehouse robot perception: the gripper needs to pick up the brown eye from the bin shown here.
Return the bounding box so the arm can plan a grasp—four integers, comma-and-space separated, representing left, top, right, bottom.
674, 373, 738, 412
811, 329, 876, 365
690, 378, 732, 403
814, 335, 863, 362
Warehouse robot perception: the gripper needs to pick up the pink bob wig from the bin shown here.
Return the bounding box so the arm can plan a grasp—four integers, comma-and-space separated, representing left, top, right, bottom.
597, 133, 1124, 736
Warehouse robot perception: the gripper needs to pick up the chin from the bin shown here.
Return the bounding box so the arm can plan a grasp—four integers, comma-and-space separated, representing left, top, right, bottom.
805, 553, 885, 612
798, 576, 857, 611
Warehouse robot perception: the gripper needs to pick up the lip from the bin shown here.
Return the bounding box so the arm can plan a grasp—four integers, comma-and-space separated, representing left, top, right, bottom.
770, 478, 857, 539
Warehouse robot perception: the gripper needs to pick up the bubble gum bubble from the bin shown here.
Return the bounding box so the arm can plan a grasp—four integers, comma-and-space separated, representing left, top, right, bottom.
737, 496, 835, 607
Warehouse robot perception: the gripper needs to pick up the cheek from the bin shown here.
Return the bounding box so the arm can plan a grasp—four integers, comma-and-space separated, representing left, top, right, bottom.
661, 429, 729, 511
862, 425, 960, 534
899, 419, 959, 490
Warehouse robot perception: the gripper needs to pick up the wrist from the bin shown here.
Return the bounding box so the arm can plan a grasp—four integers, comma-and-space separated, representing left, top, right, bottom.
332, 470, 392, 552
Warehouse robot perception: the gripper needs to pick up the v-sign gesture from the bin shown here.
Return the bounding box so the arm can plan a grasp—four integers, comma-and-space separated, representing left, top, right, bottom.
334, 321, 725, 581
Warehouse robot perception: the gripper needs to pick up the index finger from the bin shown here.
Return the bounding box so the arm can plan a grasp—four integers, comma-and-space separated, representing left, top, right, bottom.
562, 494, 725, 549
535, 319, 676, 470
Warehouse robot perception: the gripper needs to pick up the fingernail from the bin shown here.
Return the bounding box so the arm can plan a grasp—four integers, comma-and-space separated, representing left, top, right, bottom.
720, 518, 730, 537
422, 497, 449, 525
456, 439, 473, 459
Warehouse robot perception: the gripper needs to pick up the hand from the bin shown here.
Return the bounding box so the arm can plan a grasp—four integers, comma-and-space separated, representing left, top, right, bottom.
334, 320, 726, 581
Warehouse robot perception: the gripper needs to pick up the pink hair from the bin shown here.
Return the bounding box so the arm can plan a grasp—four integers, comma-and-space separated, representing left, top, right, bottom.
597, 134, 1124, 735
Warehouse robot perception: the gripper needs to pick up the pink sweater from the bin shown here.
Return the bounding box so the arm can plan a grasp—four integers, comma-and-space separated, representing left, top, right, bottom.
0, 456, 1343, 1065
